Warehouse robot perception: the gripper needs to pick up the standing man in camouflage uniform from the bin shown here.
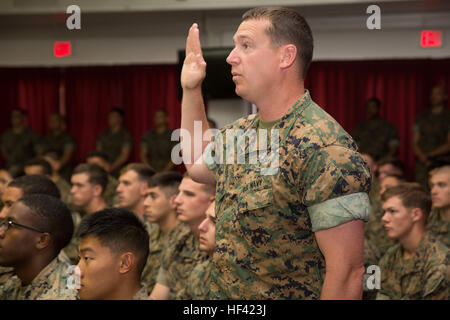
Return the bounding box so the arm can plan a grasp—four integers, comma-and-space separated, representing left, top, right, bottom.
352, 98, 400, 161
1, 109, 41, 172
182, 201, 216, 300
142, 172, 182, 293
150, 174, 213, 300
96, 108, 133, 178
40, 113, 76, 182
76, 208, 150, 300
180, 7, 371, 299
141, 109, 177, 173
412, 85, 450, 188
428, 164, 450, 247
377, 183, 449, 300
0, 194, 76, 300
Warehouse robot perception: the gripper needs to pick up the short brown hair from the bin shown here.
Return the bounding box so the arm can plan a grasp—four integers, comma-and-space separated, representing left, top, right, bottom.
120, 163, 155, 185
182, 171, 216, 196
242, 7, 314, 79
73, 163, 108, 195
381, 182, 431, 220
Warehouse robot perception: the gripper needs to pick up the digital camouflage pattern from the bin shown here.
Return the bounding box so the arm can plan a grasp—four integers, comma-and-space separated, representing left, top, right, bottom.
376, 233, 449, 300
0, 266, 14, 287
157, 222, 208, 300
1, 127, 41, 169
55, 176, 72, 205
0, 251, 78, 300
104, 174, 119, 207
62, 211, 83, 265
427, 208, 450, 247
140, 223, 171, 293
363, 238, 381, 267
205, 90, 372, 299
131, 286, 149, 300
352, 116, 400, 161
141, 128, 177, 172
177, 257, 212, 300
413, 107, 450, 187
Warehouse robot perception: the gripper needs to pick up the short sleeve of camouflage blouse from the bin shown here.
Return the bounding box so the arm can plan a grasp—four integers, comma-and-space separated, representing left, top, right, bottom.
300, 144, 371, 232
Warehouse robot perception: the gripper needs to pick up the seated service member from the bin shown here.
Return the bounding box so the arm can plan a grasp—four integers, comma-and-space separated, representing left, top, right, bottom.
86, 151, 119, 207
428, 164, 450, 247
377, 183, 449, 300
182, 201, 216, 300
0, 194, 76, 300
150, 174, 213, 300
180, 7, 371, 299
142, 171, 182, 293
76, 208, 150, 300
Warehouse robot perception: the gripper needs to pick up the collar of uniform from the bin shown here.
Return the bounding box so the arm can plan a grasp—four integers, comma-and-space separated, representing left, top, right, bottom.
251, 89, 311, 147
396, 233, 431, 273
131, 285, 149, 300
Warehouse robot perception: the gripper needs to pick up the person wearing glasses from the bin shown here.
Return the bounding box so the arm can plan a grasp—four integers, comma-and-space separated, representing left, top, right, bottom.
0, 194, 76, 300
0, 174, 62, 287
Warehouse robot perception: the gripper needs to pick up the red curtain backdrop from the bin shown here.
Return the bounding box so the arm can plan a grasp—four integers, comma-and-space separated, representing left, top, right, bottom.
305, 59, 450, 180
1, 59, 449, 179
64, 65, 181, 164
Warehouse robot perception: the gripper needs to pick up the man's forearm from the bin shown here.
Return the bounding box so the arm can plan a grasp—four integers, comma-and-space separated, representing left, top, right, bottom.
181, 88, 210, 169
320, 265, 365, 300
428, 143, 450, 158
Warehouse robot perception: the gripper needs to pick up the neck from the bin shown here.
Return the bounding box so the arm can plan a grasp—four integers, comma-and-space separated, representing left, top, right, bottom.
111, 125, 121, 133
15, 252, 54, 286
85, 197, 106, 215
131, 200, 146, 219
185, 218, 203, 238
104, 278, 142, 300
12, 125, 25, 133
399, 225, 426, 258
52, 128, 62, 135
439, 206, 450, 222
255, 81, 305, 122
159, 212, 178, 235
155, 125, 167, 133
431, 104, 444, 113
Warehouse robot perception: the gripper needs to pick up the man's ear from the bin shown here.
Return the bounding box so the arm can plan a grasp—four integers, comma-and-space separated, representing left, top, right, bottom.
35, 233, 51, 250
93, 184, 103, 197
119, 252, 135, 274
280, 44, 297, 69
410, 208, 424, 223
140, 183, 148, 197
169, 194, 177, 210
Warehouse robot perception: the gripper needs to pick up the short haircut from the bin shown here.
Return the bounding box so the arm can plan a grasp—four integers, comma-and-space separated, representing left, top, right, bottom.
120, 163, 155, 185
11, 108, 26, 117
109, 108, 125, 119
377, 156, 405, 174
76, 208, 149, 277
8, 175, 61, 199
182, 172, 216, 196
428, 160, 450, 174
367, 97, 381, 108
73, 163, 108, 195
25, 158, 53, 176
19, 194, 74, 256
381, 182, 432, 220
86, 151, 111, 164
8, 165, 24, 179
147, 172, 182, 198
207, 118, 217, 129
154, 109, 168, 117
242, 7, 313, 79
382, 174, 406, 183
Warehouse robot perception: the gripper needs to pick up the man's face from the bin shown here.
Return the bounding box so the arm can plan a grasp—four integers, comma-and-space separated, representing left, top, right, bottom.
49, 114, 62, 132
174, 178, 212, 226
71, 173, 96, 208
117, 170, 146, 212
226, 18, 283, 103
381, 196, 414, 240
430, 172, 450, 209
430, 86, 446, 106
87, 157, 110, 172
0, 170, 12, 199
0, 202, 40, 267
77, 235, 120, 300
378, 164, 402, 183
366, 101, 380, 118
24, 165, 45, 176
198, 202, 216, 256
379, 176, 401, 195
143, 186, 173, 224
0, 186, 23, 219
108, 112, 122, 129
11, 111, 24, 128
153, 111, 168, 128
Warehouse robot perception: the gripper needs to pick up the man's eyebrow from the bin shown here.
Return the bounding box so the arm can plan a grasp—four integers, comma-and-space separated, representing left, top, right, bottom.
233, 34, 252, 43
79, 248, 95, 254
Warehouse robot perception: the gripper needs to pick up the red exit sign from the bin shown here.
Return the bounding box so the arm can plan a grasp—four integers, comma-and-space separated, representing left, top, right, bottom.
421, 30, 442, 48
54, 41, 72, 57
